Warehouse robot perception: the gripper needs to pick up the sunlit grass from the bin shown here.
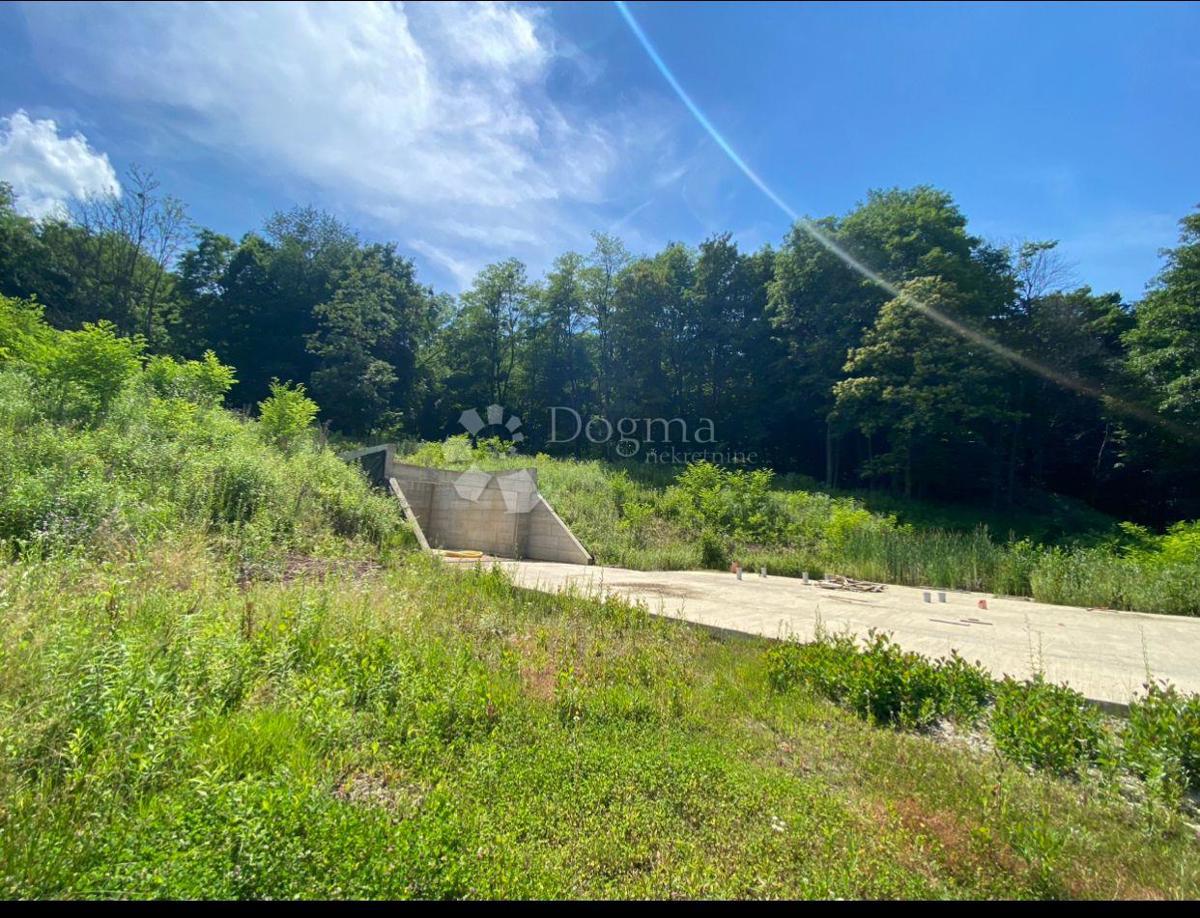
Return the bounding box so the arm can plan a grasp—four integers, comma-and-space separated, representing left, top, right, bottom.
2, 549, 1198, 899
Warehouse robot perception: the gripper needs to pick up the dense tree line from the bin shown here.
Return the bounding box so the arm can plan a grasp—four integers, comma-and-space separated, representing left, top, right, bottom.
2, 174, 1198, 523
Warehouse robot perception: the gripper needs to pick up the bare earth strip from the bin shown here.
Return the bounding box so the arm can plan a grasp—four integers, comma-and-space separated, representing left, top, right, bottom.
500, 561, 1200, 707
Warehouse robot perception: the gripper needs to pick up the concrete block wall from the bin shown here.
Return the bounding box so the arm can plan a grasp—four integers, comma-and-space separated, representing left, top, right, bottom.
426, 469, 522, 558
525, 496, 592, 564
375, 456, 591, 564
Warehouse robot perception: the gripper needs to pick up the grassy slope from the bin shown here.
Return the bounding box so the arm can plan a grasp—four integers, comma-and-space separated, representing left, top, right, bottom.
2, 550, 1197, 899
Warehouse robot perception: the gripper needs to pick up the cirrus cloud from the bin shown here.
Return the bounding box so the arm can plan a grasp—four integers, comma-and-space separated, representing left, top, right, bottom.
17, 1, 678, 285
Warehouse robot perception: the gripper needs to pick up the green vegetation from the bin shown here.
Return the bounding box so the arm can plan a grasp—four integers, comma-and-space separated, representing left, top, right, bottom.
0, 295, 404, 572
989, 677, 1108, 777
3, 300, 1200, 899
766, 628, 1199, 806
7, 553, 1200, 899
765, 629, 994, 729
1124, 683, 1200, 802
5, 178, 1200, 530
3, 34, 1200, 898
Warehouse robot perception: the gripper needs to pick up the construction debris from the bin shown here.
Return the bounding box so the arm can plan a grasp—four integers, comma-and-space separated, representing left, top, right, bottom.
815, 574, 886, 593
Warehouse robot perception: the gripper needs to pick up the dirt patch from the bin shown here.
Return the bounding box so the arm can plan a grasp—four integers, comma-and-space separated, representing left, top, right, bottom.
507, 631, 565, 702
333, 767, 425, 815
610, 581, 706, 600
238, 554, 380, 587
880, 795, 1033, 890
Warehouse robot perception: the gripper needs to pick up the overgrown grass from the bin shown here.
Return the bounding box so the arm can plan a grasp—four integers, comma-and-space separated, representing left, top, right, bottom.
0, 300, 406, 574
3, 550, 1199, 899
396, 437, 1200, 616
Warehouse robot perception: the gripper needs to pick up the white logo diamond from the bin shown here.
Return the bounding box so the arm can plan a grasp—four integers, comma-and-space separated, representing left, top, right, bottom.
457, 403, 525, 446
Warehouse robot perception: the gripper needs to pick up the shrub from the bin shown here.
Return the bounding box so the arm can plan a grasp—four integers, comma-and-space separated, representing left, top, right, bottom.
0, 294, 52, 364
1122, 681, 1200, 798
142, 352, 237, 407
284, 447, 400, 546
822, 503, 897, 555
699, 528, 730, 569
989, 676, 1105, 775
842, 631, 945, 727
766, 630, 992, 728
47, 320, 145, 421
767, 629, 1200, 805
258, 380, 318, 452
662, 461, 784, 543
766, 631, 854, 698
208, 449, 278, 525
936, 650, 995, 723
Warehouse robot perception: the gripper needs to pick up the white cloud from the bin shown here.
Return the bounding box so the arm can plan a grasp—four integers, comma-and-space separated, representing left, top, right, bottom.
0, 110, 120, 218
19, 1, 674, 284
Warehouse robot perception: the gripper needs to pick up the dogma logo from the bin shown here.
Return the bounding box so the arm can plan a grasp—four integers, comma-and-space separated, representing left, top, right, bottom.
458, 404, 524, 447
453, 404, 537, 511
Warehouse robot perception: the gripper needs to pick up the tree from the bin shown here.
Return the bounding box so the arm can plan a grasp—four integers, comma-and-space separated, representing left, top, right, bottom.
767, 217, 883, 483
582, 232, 630, 419
204, 233, 281, 407
1122, 207, 1200, 519
176, 229, 236, 353
306, 243, 433, 434
445, 259, 531, 411
1126, 209, 1200, 429
524, 252, 592, 443
259, 207, 358, 396
835, 277, 1018, 498
609, 256, 672, 424
0, 183, 68, 307
68, 165, 191, 346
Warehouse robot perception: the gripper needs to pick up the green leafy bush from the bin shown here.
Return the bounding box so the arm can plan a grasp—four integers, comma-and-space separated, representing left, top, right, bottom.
0, 294, 52, 364
766, 630, 992, 728
767, 626, 1200, 813
257, 380, 318, 452
47, 320, 145, 421
699, 528, 730, 569
989, 676, 1105, 775
142, 351, 236, 407
1122, 681, 1200, 798
662, 461, 784, 543
208, 448, 278, 525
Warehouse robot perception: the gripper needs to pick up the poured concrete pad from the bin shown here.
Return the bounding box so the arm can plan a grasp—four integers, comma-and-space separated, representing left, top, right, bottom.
500, 561, 1200, 707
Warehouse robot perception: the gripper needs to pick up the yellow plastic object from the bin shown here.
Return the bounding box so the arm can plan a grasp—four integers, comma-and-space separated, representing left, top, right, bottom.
439, 549, 484, 559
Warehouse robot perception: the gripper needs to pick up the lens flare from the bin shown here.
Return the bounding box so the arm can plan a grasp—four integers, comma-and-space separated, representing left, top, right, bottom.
613, 0, 1190, 441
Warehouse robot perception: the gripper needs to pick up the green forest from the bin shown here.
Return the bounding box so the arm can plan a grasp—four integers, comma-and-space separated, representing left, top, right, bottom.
3, 173, 1198, 527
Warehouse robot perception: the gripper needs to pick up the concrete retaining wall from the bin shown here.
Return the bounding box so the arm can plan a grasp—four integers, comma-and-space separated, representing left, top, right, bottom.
342, 445, 591, 564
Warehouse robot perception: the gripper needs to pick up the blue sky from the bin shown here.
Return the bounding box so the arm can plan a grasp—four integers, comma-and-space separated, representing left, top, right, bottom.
1, 1, 1197, 299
